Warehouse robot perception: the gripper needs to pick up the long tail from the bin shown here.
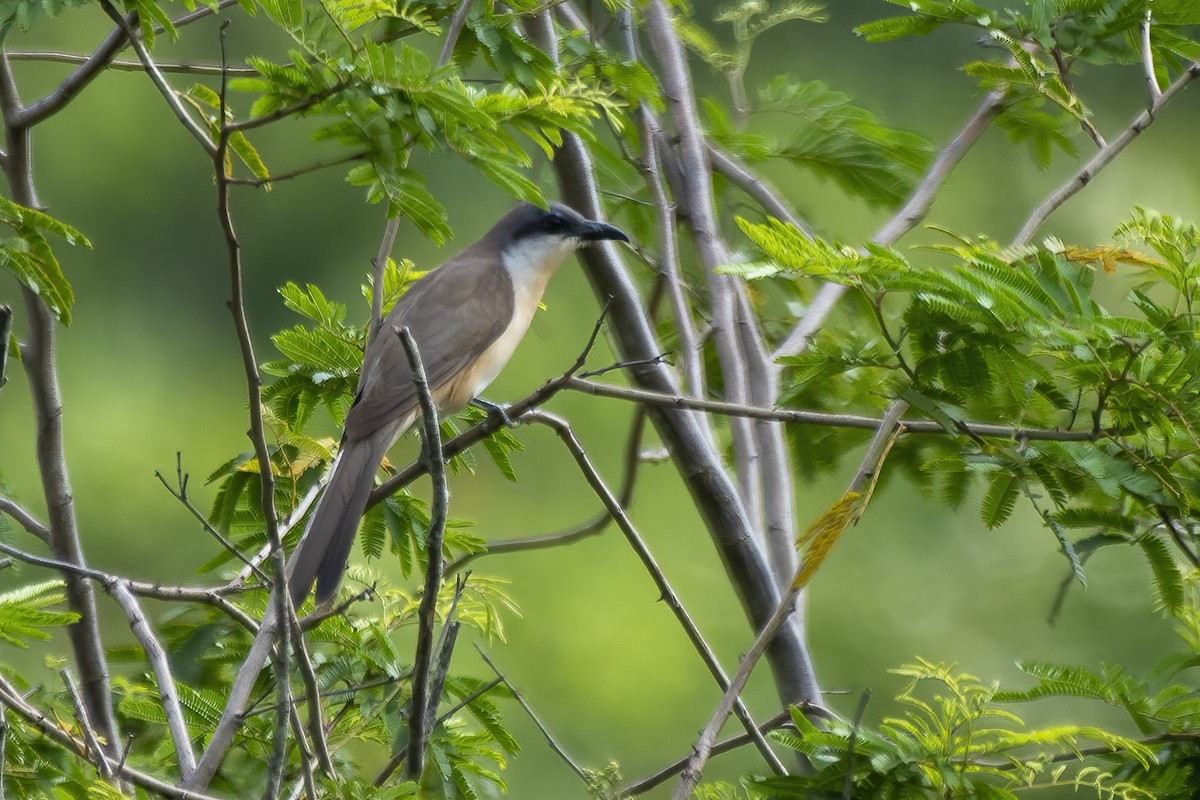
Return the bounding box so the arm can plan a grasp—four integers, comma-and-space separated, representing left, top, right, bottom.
286, 431, 391, 606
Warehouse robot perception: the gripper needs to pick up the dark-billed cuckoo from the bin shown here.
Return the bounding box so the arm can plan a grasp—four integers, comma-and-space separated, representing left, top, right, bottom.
286, 202, 628, 605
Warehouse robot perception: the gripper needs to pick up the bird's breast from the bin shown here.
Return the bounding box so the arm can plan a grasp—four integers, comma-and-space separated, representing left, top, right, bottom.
436, 251, 562, 411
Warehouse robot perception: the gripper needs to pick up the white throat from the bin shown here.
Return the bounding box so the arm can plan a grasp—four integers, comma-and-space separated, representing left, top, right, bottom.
467, 236, 579, 395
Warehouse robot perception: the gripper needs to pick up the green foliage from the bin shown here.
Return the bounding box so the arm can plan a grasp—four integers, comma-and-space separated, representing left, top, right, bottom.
722, 655, 1198, 798
0, 198, 90, 324
218, 0, 623, 240
738, 209, 1200, 601
0, 578, 78, 647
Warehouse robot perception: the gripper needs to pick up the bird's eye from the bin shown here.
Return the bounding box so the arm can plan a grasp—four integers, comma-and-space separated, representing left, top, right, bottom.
543, 212, 567, 233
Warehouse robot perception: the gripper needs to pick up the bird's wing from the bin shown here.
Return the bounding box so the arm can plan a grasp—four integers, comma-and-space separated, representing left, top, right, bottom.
342, 254, 515, 441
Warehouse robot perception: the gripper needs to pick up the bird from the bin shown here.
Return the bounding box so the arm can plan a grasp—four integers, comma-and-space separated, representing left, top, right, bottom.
286, 201, 628, 606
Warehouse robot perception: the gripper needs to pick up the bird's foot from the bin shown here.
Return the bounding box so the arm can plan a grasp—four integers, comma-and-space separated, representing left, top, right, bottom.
472, 397, 515, 428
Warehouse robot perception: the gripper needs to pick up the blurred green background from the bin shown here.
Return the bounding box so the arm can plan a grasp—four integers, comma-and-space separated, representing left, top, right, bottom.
2, 1, 1199, 797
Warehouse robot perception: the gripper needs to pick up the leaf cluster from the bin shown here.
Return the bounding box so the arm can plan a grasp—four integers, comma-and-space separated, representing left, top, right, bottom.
737, 209, 1200, 607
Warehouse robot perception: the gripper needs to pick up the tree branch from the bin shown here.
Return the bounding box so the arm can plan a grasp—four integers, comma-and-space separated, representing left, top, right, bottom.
1014, 61, 1200, 247
10, 50, 258, 77
97, 0, 216, 155
672, 400, 908, 797
17, 18, 133, 126
0, 494, 50, 542
0, 45, 123, 766
107, 581, 196, 779
396, 325, 448, 782
525, 10, 821, 711
526, 409, 787, 775
476, 647, 590, 785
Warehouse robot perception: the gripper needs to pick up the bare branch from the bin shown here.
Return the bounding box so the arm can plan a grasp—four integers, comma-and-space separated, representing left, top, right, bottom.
565, 377, 1098, 441
0, 494, 50, 542
437, 0, 474, 66
526, 409, 787, 775
18, 19, 132, 126
0, 46, 122, 765
445, 406, 648, 574
672, 400, 908, 797
644, 0, 763, 522
622, 706, 835, 796
155, 462, 271, 584
59, 668, 111, 779
10, 50, 258, 76
229, 150, 367, 187
620, 13, 708, 409
707, 144, 815, 239
476, 647, 590, 784
525, 9, 820, 710
108, 581, 196, 779
98, 0, 216, 155
0, 303, 10, 392
396, 325, 448, 781
1014, 61, 1200, 247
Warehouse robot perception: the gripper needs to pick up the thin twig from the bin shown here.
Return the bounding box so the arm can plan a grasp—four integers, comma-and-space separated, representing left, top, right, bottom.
228, 150, 367, 187
155, 460, 270, 583
621, 706, 835, 796
445, 406, 648, 574
1157, 507, 1200, 569
1014, 61, 1200, 247
17, 21, 132, 126
672, 400, 908, 798
565, 377, 1098, 441
397, 325, 448, 782
0, 494, 50, 542
97, 0, 216, 155
10, 50, 259, 76
108, 581, 197, 779
59, 668, 110, 779
526, 409, 787, 775
476, 647, 590, 784
285, 607, 336, 777
0, 303, 10, 392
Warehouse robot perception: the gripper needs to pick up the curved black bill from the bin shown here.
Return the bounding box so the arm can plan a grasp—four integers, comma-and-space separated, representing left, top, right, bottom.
580, 219, 629, 243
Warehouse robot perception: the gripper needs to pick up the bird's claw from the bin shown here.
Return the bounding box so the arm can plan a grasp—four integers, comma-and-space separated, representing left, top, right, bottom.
472, 397, 515, 428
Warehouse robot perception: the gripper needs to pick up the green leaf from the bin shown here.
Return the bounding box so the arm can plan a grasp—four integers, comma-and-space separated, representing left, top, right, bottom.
0, 579, 79, 648
1138, 533, 1184, 615
981, 472, 1020, 528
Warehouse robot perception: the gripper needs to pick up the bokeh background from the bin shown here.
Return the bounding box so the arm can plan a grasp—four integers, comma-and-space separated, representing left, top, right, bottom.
2, 1, 1199, 797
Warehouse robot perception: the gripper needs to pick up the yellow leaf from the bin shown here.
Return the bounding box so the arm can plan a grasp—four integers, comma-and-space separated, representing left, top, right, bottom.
792, 490, 864, 590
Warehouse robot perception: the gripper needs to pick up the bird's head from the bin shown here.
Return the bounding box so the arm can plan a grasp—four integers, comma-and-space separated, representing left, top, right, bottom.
486, 202, 629, 277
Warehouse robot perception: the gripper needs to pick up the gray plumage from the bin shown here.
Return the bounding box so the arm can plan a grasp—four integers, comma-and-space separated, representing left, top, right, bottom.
286, 202, 627, 605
